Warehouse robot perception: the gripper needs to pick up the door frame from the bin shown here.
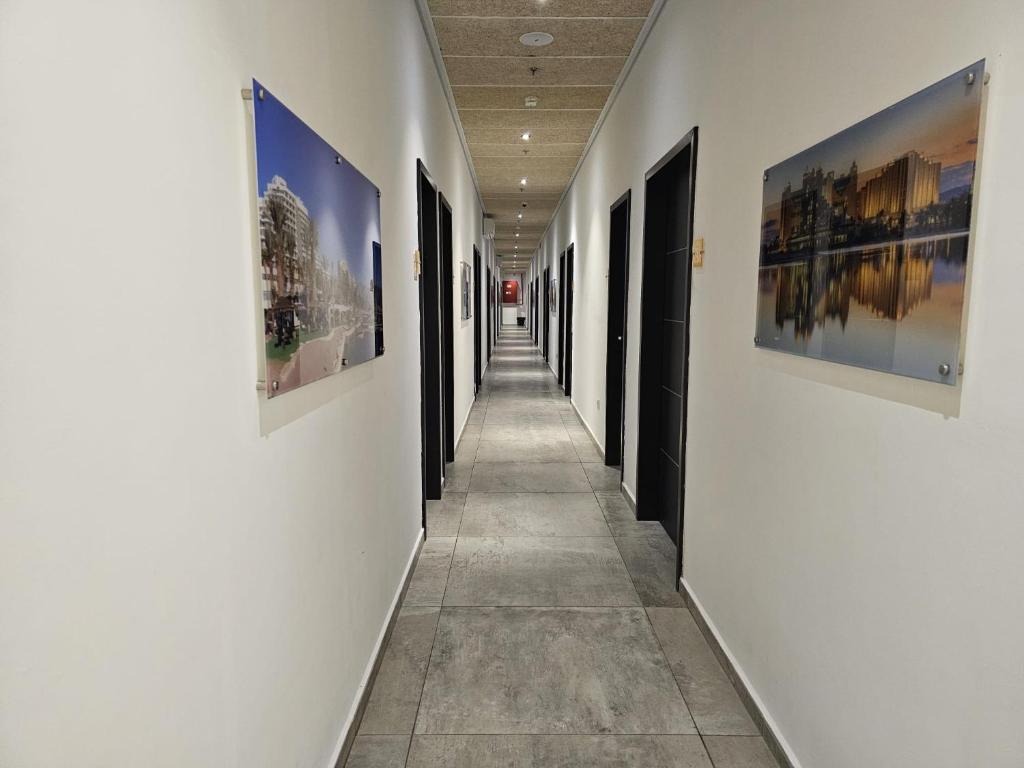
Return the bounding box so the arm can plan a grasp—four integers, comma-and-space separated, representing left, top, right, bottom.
557, 251, 566, 386
536, 276, 544, 346
635, 128, 698, 587
416, 159, 444, 509
564, 245, 575, 398
486, 266, 492, 361
473, 246, 482, 393
542, 267, 550, 361
439, 194, 455, 464
605, 189, 631, 470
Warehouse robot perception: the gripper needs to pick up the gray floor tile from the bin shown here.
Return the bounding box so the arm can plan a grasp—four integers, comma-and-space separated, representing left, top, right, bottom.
469, 462, 591, 492
416, 607, 695, 735
480, 423, 569, 442
483, 411, 565, 426
646, 608, 758, 736
407, 735, 712, 767
702, 736, 780, 767
460, 492, 610, 537
345, 735, 410, 768
444, 537, 637, 606
474, 438, 578, 463
404, 537, 455, 607
461, 422, 482, 438
454, 437, 479, 463
426, 493, 466, 538
359, 607, 440, 735
583, 462, 621, 491
614, 535, 685, 607
595, 491, 665, 537
572, 441, 604, 462
444, 463, 472, 492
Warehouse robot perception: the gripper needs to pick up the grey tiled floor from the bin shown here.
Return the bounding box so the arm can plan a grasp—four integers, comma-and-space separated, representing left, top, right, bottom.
348, 329, 776, 768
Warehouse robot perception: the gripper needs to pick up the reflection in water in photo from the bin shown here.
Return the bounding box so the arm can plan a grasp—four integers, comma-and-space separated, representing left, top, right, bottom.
757, 233, 967, 380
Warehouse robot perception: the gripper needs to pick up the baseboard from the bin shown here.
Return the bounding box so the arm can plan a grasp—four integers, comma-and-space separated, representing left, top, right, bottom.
680, 579, 802, 768
455, 399, 473, 451
620, 481, 637, 514
569, 400, 605, 459
329, 532, 424, 768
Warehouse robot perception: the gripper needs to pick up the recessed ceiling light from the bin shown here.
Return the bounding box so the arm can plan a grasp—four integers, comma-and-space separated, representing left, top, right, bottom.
520, 178, 528, 186
519, 32, 554, 47
517, 213, 523, 219
521, 132, 531, 141
515, 233, 520, 237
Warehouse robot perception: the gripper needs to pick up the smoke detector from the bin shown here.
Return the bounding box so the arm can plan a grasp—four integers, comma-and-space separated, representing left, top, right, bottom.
519, 31, 554, 47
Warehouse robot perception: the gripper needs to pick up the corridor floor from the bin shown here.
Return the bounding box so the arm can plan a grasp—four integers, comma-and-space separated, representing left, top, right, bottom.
346, 329, 778, 768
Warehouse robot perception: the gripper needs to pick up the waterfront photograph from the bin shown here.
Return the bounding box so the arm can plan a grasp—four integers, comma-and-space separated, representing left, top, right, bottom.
253, 81, 384, 397
755, 62, 984, 384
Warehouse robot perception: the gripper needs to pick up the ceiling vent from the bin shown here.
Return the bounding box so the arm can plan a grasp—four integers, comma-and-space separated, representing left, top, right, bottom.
524, 95, 539, 108
483, 215, 496, 240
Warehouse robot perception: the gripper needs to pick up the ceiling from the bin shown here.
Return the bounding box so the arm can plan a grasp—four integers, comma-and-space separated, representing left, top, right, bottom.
426, 0, 657, 272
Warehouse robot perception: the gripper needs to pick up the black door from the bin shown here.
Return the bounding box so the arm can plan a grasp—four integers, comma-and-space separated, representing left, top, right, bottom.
542, 267, 550, 361
557, 252, 566, 386
605, 191, 631, 468
439, 195, 455, 464
486, 266, 492, 361
533, 276, 539, 344
564, 245, 575, 398
636, 129, 698, 582
416, 161, 443, 504
473, 246, 482, 392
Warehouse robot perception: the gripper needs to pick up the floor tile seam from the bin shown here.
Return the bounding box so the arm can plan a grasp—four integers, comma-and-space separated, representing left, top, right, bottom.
450, 534, 616, 539
606, 529, 647, 608
405, 542, 456, 751
591, 489, 616, 536
642, 606, 701, 735
439, 603, 646, 609
434, 605, 646, 612
405, 731, 708, 737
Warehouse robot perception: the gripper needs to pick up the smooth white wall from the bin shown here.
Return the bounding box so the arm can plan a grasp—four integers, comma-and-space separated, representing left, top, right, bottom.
0, 1, 481, 767
539, 1, 1024, 766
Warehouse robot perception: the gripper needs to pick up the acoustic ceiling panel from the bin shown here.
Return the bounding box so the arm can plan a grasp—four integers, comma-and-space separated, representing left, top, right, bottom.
427, 1, 655, 262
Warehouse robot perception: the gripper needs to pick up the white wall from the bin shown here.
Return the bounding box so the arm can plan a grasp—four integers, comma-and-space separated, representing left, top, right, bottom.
538, 1, 1024, 766
0, 1, 481, 767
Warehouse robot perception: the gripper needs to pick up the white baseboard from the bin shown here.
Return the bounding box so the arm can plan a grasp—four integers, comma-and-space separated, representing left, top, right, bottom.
569, 400, 605, 457
620, 480, 637, 511
680, 578, 802, 768
327, 532, 423, 768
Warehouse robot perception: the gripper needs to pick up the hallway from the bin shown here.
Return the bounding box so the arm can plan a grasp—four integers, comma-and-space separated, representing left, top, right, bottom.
346, 329, 777, 767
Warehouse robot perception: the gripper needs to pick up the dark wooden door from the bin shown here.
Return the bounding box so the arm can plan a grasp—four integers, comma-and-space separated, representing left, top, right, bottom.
557, 252, 566, 386
637, 130, 697, 571
486, 266, 492, 361
439, 195, 455, 464
605, 191, 631, 468
564, 245, 575, 398
474, 247, 482, 392
533, 277, 539, 344
417, 161, 443, 503
543, 267, 550, 361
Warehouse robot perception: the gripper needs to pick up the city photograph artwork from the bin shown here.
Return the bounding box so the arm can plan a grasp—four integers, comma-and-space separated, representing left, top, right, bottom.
462, 262, 472, 320
253, 80, 384, 398
755, 61, 984, 384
